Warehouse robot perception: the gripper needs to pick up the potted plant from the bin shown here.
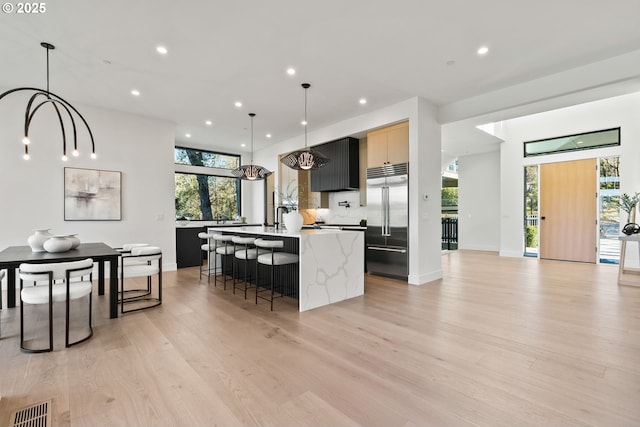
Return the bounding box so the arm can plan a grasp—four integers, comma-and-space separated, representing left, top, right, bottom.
620, 192, 640, 223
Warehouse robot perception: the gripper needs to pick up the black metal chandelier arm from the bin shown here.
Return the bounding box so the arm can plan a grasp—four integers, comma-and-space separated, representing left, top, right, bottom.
25, 94, 69, 152
1, 86, 96, 154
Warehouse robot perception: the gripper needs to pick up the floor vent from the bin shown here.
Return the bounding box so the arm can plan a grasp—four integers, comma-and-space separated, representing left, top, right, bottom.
9, 399, 51, 427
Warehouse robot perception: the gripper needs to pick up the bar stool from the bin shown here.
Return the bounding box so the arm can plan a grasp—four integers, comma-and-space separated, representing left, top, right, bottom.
232, 236, 267, 299
255, 238, 298, 311
198, 232, 216, 282
214, 234, 235, 290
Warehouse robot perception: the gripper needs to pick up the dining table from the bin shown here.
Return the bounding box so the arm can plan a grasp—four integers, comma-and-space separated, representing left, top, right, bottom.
0, 242, 121, 318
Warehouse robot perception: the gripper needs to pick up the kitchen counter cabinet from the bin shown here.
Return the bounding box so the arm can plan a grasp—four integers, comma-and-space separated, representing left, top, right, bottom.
176, 226, 204, 268
213, 226, 364, 311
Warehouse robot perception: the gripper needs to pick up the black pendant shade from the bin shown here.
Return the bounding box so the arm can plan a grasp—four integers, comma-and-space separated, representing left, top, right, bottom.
280, 83, 330, 170
0, 42, 96, 161
232, 113, 272, 180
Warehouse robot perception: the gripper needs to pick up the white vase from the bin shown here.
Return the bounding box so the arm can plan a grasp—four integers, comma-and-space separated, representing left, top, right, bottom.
27, 229, 52, 252
43, 235, 73, 253
283, 211, 303, 232
67, 234, 81, 250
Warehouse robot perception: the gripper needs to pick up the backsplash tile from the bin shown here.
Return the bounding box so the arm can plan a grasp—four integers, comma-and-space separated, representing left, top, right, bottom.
316, 191, 366, 224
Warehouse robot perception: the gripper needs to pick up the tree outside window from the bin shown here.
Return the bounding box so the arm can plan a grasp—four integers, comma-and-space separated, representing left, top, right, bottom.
175, 148, 241, 221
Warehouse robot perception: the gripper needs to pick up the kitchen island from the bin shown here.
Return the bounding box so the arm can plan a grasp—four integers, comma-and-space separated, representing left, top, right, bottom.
212, 226, 364, 311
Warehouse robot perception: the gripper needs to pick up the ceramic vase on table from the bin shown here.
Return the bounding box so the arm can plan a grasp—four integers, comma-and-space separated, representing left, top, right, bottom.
27, 229, 52, 252
67, 234, 81, 249
43, 235, 73, 253
283, 211, 303, 232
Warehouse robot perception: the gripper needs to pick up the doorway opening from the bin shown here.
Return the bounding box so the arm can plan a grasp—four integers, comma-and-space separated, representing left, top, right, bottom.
522, 156, 621, 263
442, 160, 458, 251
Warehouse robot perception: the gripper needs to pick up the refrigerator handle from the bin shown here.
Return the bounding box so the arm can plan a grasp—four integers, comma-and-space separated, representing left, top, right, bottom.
379, 187, 384, 236
382, 186, 390, 236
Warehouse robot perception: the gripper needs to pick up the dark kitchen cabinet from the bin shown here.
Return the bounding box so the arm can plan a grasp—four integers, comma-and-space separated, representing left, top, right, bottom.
310, 137, 359, 192
176, 226, 205, 268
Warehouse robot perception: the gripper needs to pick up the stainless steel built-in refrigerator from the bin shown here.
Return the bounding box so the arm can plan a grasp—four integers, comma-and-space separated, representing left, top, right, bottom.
366, 162, 408, 279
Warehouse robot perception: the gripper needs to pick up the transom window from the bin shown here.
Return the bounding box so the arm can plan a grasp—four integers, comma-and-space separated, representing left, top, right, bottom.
524, 127, 620, 157
175, 146, 240, 169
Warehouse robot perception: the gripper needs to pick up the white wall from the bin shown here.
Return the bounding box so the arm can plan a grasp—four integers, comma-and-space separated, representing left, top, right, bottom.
0, 95, 177, 270
458, 150, 500, 251
251, 96, 442, 285
499, 91, 640, 258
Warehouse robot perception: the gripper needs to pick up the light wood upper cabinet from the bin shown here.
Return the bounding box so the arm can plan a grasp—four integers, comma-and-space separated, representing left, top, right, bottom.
366, 121, 409, 168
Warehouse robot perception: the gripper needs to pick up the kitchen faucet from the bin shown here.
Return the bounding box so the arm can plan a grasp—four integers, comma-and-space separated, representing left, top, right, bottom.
275, 206, 289, 229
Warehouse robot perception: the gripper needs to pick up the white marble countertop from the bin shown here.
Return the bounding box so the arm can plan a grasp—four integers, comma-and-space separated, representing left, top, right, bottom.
211, 225, 356, 238
176, 222, 260, 229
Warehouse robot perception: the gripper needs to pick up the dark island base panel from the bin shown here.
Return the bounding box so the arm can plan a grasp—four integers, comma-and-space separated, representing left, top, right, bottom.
175, 224, 262, 269
216, 234, 299, 300
222, 254, 299, 300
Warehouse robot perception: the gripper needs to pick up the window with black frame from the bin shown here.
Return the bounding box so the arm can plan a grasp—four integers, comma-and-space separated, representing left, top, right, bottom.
524, 127, 620, 157
174, 147, 241, 221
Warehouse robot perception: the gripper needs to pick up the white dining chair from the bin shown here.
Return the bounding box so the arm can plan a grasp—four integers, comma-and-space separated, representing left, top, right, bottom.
19, 258, 94, 352
119, 246, 162, 313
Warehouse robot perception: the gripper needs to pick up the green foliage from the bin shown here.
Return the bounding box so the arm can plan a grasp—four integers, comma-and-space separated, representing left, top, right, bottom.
441, 187, 458, 207
524, 165, 538, 216
526, 225, 538, 248
175, 173, 239, 220
620, 192, 640, 214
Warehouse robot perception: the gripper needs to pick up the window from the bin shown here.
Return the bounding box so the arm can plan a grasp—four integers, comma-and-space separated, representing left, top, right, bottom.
599, 157, 620, 264
523, 165, 538, 256
524, 127, 620, 157
175, 146, 239, 169
174, 147, 241, 221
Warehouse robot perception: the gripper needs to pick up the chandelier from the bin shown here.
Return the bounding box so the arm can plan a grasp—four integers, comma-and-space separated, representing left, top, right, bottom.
0, 42, 96, 160
280, 83, 329, 170
231, 113, 271, 180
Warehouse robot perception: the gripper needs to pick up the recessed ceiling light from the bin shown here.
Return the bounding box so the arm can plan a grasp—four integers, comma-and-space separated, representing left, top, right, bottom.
477, 46, 489, 55
156, 46, 168, 55
286, 67, 296, 76
359, 98, 367, 105
241, 143, 246, 147
131, 89, 140, 96
266, 133, 272, 138
205, 120, 213, 126
301, 120, 307, 126
234, 101, 242, 108
185, 133, 191, 138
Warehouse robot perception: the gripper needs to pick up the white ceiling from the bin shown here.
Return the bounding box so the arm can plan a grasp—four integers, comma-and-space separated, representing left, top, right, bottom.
1, 0, 640, 157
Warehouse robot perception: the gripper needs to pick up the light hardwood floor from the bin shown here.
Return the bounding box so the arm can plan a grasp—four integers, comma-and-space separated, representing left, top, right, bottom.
1, 251, 640, 426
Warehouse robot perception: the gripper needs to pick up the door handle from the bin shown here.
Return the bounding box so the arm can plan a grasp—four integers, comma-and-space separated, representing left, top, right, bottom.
541, 216, 546, 220
368, 246, 407, 253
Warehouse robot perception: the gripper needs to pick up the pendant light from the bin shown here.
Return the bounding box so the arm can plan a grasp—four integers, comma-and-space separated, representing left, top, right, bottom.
232, 113, 272, 180
280, 83, 330, 170
0, 42, 96, 160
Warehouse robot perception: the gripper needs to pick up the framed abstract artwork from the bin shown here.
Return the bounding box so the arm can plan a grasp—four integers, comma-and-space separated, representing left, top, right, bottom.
64, 167, 122, 221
